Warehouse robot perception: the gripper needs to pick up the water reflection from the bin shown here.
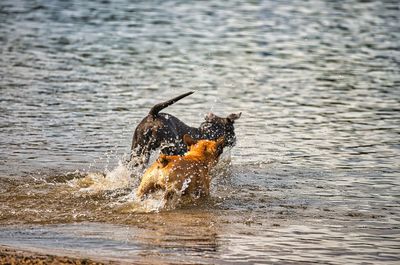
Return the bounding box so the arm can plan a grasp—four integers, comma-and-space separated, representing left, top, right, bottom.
0, 211, 220, 264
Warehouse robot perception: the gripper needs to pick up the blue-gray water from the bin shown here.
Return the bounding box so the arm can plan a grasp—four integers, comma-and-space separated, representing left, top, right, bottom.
0, 0, 399, 264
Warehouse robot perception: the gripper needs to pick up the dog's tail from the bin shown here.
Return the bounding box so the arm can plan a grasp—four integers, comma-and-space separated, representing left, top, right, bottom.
149, 91, 194, 116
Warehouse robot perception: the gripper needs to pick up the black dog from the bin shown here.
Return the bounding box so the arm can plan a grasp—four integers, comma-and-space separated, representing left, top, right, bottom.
130, 92, 241, 165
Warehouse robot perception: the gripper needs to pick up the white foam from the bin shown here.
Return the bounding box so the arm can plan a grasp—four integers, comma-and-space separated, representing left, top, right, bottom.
69, 160, 140, 193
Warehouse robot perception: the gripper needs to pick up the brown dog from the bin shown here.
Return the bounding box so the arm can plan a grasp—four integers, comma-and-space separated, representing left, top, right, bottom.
136, 134, 225, 201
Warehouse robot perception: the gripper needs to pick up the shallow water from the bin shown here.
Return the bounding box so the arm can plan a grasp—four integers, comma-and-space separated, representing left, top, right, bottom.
0, 0, 399, 264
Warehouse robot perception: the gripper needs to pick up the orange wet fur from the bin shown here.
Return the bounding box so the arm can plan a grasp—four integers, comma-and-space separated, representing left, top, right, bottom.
136, 134, 224, 201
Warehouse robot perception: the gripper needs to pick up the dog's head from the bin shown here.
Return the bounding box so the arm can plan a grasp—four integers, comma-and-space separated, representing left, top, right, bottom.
199, 112, 241, 147
183, 134, 225, 160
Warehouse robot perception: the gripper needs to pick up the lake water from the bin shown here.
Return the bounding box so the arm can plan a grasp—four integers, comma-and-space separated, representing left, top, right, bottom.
0, 0, 399, 264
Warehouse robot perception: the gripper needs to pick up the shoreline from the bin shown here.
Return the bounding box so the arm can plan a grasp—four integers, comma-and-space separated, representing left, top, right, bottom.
0, 245, 113, 265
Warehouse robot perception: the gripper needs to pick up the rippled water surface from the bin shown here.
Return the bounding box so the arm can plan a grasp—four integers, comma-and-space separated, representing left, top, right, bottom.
1, 0, 399, 264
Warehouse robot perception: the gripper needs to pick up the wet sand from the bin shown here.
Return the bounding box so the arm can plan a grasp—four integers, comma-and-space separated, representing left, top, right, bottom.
0, 245, 111, 265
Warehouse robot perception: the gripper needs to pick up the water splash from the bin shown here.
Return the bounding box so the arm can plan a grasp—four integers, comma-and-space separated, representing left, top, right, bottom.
64, 148, 234, 214
69, 160, 139, 192
116, 191, 168, 213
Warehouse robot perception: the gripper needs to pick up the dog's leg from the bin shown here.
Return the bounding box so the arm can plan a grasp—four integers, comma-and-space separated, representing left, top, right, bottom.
130, 129, 159, 166
137, 180, 157, 199
141, 147, 152, 164
128, 146, 141, 166
129, 130, 144, 166
163, 189, 177, 202
128, 147, 150, 168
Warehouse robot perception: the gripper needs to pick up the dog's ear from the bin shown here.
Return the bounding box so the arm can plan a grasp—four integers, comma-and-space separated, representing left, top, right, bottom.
157, 154, 169, 168
226, 112, 241, 123
205, 112, 216, 121
183, 134, 198, 146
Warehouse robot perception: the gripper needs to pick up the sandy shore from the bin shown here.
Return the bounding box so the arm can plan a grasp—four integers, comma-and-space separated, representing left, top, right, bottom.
0, 245, 113, 265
